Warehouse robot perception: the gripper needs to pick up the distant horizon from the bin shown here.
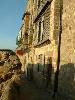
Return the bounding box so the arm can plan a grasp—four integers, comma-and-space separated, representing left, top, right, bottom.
0, 47, 16, 51
0, 48, 16, 52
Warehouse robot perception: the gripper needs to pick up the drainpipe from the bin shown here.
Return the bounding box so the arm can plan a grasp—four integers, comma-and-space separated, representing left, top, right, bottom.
52, 0, 62, 98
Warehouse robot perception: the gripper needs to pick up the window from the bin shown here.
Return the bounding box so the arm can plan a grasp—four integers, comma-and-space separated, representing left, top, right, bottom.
24, 33, 28, 44
34, 24, 38, 43
38, 0, 43, 8
37, 54, 43, 72
38, 0, 41, 8
38, 21, 41, 42
37, 16, 44, 42
41, 16, 44, 41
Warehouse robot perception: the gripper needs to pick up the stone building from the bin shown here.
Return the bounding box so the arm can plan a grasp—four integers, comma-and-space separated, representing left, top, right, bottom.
16, 0, 34, 76
16, 0, 75, 99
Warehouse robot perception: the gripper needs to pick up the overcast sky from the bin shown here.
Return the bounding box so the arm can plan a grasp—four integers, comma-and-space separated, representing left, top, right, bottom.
0, 0, 27, 50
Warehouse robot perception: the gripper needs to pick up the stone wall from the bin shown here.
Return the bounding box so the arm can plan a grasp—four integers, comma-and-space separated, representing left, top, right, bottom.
58, 0, 75, 99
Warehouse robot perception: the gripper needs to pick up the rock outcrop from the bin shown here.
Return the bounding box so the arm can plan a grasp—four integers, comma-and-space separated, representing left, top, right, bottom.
0, 50, 22, 100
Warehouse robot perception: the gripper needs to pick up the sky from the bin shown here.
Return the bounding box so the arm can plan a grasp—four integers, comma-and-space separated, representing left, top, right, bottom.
0, 0, 27, 50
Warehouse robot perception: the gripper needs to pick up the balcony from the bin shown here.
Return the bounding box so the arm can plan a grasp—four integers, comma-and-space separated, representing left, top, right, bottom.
34, 0, 51, 23
37, 0, 47, 15
33, 38, 51, 47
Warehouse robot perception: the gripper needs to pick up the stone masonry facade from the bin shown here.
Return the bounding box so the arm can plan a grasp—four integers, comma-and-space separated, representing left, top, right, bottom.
58, 0, 75, 99
16, 0, 75, 99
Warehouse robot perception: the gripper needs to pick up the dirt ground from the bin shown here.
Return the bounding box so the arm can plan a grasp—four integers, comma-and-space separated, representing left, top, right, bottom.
14, 76, 52, 100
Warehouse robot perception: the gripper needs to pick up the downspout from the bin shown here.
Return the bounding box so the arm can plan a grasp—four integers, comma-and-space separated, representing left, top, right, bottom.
53, 0, 63, 98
